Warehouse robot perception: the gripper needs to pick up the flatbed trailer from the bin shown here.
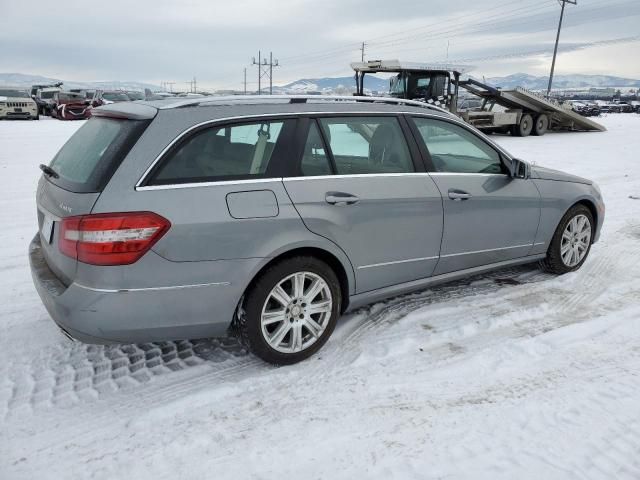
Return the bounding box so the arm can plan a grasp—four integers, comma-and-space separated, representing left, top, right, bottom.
351, 60, 606, 136
457, 78, 606, 133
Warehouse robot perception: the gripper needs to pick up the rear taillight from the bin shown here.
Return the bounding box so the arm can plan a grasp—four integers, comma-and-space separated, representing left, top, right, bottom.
59, 212, 170, 266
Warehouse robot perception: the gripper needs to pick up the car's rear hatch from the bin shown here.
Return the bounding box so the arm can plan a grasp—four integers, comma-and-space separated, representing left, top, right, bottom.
37, 111, 154, 285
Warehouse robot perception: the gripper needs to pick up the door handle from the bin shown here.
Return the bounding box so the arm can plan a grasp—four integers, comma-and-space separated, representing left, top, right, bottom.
325, 192, 360, 206
448, 189, 472, 201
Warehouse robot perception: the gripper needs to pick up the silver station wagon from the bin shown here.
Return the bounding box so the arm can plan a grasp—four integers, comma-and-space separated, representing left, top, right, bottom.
30, 96, 605, 364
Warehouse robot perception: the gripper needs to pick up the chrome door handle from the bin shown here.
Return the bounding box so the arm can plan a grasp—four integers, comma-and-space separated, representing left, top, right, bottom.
325, 192, 360, 206
448, 190, 472, 201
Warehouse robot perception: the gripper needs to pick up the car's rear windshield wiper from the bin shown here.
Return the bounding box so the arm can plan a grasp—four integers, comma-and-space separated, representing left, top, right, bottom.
39, 164, 59, 179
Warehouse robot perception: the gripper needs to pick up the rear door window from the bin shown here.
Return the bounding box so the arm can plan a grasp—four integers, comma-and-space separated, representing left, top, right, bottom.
318, 117, 414, 174
48, 117, 148, 193
300, 121, 333, 176
148, 120, 290, 185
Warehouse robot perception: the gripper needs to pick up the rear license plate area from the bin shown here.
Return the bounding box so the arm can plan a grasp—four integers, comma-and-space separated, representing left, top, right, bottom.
41, 215, 54, 244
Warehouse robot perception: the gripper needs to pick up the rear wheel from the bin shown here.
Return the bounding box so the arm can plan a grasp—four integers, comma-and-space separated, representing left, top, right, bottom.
533, 114, 549, 136
236, 256, 341, 365
540, 204, 594, 274
512, 114, 533, 137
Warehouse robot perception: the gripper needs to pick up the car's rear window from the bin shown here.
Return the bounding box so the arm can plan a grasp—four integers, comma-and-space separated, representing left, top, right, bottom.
48, 117, 149, 193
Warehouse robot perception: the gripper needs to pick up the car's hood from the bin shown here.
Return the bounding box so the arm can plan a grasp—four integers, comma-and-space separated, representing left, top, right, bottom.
0, 95, 33, 102
530, 165, 592, 185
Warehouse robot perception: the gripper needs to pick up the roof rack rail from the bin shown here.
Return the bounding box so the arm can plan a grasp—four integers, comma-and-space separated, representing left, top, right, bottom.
161, 94, 451, 114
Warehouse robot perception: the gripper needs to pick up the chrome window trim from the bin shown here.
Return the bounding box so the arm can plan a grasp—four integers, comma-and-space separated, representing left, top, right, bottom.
137, 177, 282, 191
137, 172, 516, 191
134, 110, 469, 190
284, 172, 433, 182
428, 172, 508, 177
358, 255, 439, 270
441, 243, 533, 258
74, 281, 230, 293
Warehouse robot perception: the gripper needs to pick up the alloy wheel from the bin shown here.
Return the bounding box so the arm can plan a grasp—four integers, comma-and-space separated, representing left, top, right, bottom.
560, 214, 592, 267
260, 271, 333, 354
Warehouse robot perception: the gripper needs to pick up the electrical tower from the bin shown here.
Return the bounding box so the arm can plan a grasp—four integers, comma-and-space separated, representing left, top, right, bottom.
547, 0, 577, 97
252, 51, 279, 95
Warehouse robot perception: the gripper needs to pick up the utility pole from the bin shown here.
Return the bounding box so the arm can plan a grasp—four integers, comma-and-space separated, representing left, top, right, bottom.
252, 51, 279, 95
360, 42, 366, 62
244, 68, 247, 94
166, 82, 175, 93
547, 0, 577, 97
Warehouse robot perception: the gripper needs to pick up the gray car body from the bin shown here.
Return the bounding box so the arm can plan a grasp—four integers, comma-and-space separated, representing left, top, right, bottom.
30, 97, 605, 344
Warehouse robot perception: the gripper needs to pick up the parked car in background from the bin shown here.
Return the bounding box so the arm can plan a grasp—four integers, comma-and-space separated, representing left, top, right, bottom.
0, 88, 39, 120
35, 86, 63, 115
571, 101, 601, 118
100, 90, 131, 105
125, 91, 145, 101
144, 88, 176, 100
69, 89, 96, 104
30, 82, 63, 100
50, 92, 92, 120
30, 95, 605, 365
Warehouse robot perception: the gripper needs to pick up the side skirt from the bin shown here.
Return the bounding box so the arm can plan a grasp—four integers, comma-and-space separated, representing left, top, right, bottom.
345, 254, 546, 312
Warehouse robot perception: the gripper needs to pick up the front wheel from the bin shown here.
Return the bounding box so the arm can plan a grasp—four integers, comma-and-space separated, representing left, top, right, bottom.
540, 204, 594, 274
236, 256, 342, 365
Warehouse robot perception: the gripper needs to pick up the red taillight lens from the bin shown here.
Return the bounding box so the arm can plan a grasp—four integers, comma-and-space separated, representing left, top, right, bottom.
59, 212, 170, 266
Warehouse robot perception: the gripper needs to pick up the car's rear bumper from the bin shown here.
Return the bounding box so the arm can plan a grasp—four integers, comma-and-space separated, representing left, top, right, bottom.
29, 234, 248, 344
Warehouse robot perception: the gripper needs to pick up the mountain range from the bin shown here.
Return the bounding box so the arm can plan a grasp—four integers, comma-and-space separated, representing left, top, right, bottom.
279, 73, 640, 94
484, 73, 640, 90
1, 72, 638, 94
0, 73, 159, 92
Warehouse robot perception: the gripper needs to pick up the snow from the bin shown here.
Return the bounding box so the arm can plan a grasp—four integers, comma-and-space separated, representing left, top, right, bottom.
1, 114, 640, 479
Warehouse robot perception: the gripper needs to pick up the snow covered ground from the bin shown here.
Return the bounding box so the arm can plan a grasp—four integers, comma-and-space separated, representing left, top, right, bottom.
1, 115, 639, 479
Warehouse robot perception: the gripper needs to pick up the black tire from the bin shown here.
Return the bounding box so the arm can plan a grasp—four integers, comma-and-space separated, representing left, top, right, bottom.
532, 114, 549, 136
512, 114, 533, 137
235, 256, 342, 365
540, 204, 594, 274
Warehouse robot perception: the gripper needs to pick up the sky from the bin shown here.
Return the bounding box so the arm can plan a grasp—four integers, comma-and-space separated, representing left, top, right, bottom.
1, 0, 640, 91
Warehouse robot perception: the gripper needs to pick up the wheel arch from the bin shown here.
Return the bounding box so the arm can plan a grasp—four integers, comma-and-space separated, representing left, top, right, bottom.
241, 246, 354, 314
573, 198, 598, 238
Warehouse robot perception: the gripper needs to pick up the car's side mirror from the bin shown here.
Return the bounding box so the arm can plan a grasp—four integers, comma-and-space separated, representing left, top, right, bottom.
510, 158, 529, 179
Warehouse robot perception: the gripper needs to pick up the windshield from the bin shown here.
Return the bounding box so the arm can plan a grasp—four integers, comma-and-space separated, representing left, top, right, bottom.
389, 75, 406, 97
41, 91, 56, 99
58, 93, 84, 102
0, 89, 27, 97
102, 92, 130, 101
48, 117, 149, 192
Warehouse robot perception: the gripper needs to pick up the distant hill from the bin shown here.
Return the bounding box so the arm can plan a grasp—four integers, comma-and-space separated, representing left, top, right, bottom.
275, 73, 640, 94
484, 73, 640, 90
0, 73, 160, 91
277, 75, 388, 94
2, 71, 638, 95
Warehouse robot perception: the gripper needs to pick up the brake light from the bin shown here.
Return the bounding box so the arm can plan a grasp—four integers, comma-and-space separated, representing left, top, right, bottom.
59, 212, 170, 266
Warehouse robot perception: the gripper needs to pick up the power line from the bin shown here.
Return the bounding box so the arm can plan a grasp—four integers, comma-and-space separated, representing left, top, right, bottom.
548, 0, 577, 96
252, 51, 280, 94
